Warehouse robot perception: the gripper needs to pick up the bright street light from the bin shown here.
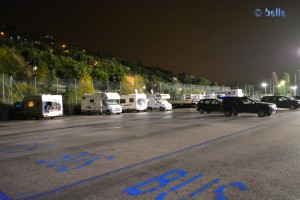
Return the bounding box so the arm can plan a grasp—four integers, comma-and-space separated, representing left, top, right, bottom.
261, 82, 268, 95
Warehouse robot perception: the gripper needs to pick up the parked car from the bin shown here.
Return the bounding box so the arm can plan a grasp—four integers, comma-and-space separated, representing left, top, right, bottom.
293, 96, 300, 100
196, 98, 222, 114
222, 96, 277, 117
261, 96, 300, 110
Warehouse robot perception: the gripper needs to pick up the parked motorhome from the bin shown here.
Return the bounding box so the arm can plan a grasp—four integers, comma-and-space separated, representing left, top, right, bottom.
15, 94, 63, 119
81, 92, 122, 115
148, 93, 172, 111
120, 93, 148, 112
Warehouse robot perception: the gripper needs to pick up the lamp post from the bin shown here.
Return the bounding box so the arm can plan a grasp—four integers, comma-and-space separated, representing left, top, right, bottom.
261, 82, 268, 95
32, 61, 38, 95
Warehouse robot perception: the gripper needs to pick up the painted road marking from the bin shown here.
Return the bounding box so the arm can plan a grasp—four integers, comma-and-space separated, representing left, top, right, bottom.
18, 125, 259, 199
2, 143, 52, 154
123, 169, 247, 199
0, 191, 11, 200
35, 151, 114, 173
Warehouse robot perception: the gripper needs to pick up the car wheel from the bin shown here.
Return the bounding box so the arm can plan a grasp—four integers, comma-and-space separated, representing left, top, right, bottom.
199, 109, 205, 114
159, 107, 164, 111
257, 109, 266, 117
290, 105, 296, 110
233, 112, 239, 116
106, 110, 111, 115
192, 104, 196, 108
224, 110, 232, 117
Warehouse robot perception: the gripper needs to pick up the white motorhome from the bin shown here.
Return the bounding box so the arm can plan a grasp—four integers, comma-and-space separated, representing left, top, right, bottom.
81, 92, 122, 115
148, 93, 172, 111
120, 93, 148, 112
16, 94, 63, 119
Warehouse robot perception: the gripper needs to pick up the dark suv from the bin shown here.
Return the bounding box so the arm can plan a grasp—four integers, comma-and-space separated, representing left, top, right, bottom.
261, 96, 300, 110
222, 96, 277, 117
196, 98, 222, 114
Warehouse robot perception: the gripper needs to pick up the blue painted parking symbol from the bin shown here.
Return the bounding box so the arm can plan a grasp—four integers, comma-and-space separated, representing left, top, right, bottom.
36, 151, 114, 172
3, 143, 52, 154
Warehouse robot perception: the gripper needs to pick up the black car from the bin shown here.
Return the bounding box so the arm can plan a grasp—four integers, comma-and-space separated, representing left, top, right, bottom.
222, 96, 277, 117
261, 96, 300, 110
197, 98, 222, 114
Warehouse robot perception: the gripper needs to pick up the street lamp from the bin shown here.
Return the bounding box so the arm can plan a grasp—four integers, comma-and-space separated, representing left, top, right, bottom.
261, 82, 268, 95
32, 61, 38, 95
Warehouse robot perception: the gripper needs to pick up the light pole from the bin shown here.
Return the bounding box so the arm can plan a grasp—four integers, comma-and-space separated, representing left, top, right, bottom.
32, 61, 38, 95
261, 82, 268, 95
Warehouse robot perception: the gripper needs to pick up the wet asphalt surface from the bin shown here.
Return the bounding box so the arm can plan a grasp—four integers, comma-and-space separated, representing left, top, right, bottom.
0, 108, 300, 200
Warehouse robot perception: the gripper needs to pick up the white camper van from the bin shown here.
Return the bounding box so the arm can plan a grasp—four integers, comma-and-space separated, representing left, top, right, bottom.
148, 93, 172, 111
16, 94, 63, 119
81, 92, 122, 115
120, 93, 148, 112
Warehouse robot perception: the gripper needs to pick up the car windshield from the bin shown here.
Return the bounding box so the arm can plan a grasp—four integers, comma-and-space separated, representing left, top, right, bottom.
106, 100, 119, 105
284, 96, 293, 100
250, 98, 260, 102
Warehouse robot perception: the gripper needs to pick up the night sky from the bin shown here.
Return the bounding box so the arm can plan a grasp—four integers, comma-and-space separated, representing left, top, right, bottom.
1, 0, 300, 85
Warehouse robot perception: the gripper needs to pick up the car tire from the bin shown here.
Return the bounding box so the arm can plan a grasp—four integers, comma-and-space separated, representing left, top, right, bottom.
290, 105, 296, 110
224, 110, 232, 117
106, 110, 111, 115
159, 107, 164, 111
257, 109, 266, 117
233, 112, 239, 116
199, 109, 205, 114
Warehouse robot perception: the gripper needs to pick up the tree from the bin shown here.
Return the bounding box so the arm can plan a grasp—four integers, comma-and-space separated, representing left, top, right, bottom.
281, 72, 291, 95
77, 73, 94, 102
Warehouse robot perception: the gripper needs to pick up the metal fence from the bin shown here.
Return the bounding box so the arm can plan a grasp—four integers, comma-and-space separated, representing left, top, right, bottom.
0, 74, 231, 120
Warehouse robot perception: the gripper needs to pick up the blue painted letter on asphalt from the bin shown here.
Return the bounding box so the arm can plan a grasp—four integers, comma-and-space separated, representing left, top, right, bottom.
123, 169, 187, 195
214, 182, 247, 200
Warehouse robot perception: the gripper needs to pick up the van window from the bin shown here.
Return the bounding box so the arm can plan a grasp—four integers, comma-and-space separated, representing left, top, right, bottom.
90, 99, 94, 103
120, 99, 126, 103
130, 98, 134, 102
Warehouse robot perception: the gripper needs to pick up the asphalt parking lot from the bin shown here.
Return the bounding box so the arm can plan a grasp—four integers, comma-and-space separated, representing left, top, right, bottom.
0, 108, 300, 200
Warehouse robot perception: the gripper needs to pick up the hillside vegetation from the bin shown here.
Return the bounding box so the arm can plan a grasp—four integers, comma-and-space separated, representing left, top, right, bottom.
0, 25, 216, 88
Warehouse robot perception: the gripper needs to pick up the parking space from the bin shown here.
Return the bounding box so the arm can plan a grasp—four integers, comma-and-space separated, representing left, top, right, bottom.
1, 109, 300, 199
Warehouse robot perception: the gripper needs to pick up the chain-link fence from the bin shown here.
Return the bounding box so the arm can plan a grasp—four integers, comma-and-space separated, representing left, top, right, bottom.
0, 74, 230, 120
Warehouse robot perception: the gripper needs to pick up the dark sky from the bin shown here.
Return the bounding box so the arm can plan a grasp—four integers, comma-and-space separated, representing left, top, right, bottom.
1, 0, 300, 85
